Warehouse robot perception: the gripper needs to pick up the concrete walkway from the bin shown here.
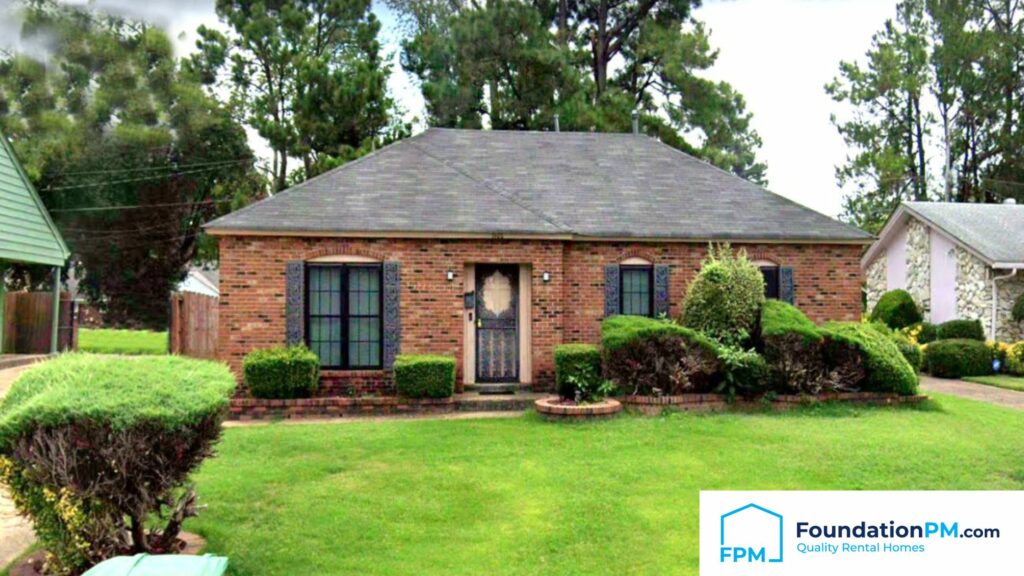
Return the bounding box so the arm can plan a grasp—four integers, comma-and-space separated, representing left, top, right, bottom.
0, 365, 36, 569
919, 375, 1024, 410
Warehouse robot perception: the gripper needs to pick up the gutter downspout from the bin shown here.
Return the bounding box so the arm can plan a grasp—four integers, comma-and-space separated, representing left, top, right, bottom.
991, 268, 1018, 341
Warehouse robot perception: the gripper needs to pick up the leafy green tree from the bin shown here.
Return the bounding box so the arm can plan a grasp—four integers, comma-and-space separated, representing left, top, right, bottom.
395, 0, 768, 184
193, 0, 397, 191
0, 0, 263, 328
830, 0, 1024, 232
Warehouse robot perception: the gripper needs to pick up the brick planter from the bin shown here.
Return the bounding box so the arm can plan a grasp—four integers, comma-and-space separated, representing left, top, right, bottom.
622, 392, 929, 415
230, 396, 456, 420
534, 397, 622, 421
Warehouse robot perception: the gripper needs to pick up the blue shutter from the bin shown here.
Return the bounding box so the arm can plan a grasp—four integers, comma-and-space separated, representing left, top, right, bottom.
604, 264, 620, 318
382, 261, 401, 369
780, 267, 795, 305
285, 261, 305, 345
654, 265, 670, 317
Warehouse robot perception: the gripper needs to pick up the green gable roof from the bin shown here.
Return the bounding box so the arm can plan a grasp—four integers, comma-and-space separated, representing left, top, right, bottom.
0, 132, 69, 267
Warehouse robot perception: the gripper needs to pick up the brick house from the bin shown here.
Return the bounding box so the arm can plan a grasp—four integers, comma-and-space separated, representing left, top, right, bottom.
205, 128, 871, 393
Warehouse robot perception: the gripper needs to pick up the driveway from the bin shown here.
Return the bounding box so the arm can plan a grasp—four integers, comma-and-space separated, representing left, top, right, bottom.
0, 365, 36, 569
920, 375, 1024, 410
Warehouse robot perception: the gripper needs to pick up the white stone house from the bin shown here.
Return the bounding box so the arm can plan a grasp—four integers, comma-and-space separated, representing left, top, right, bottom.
863, 201, 1024, 341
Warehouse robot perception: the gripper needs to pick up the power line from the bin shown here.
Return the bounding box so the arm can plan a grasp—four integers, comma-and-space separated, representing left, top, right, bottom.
44, 165, 246, 192
49, 200, 217, 213
54, 157, 254, 177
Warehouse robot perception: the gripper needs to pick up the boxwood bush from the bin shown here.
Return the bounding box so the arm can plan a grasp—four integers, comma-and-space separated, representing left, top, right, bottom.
870, 289, 922, 329
759, 300, 826, 393
1007, 342, 1024, 375
821, 322, 918, 395
680, 244, 765, 347
867, 322, 923, 371
554, 344, 603, 400
924, 339, 993, 378
243, 345, 320, 399
394, 355, 456, 399
936, 319, 985, 341
601, 315, 721, 395
0, 354, 235, 575
907, 322, 938, 344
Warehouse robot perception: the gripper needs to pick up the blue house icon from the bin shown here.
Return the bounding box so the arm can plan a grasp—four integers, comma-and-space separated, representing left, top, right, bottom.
720, 503, 784, 563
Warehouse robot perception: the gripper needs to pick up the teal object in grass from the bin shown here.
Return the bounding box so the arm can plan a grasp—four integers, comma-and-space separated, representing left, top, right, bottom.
83, 555, 228, 576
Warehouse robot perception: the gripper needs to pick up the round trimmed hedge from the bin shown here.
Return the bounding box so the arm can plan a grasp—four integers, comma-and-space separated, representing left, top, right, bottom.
870, 289, 922, 329
554, 344, 602, 400
924, 339, 993, 379
0, 354, 236, 574
680, 245, 765, 346
935, 319, 985, 341
821, 322, 918, 395
243, 345, 320, 399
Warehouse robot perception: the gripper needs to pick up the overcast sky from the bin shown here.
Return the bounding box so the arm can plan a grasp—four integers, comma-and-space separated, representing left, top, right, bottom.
28, 0, 901, 218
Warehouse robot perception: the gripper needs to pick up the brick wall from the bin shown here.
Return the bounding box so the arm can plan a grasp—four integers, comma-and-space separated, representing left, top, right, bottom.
218, 236, 864, 392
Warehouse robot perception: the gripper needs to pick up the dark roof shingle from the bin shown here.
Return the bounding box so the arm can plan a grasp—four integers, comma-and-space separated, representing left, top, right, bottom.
206, 128, 870, 242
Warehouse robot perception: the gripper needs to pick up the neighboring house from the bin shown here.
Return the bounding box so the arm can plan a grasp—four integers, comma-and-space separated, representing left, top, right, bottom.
177, 266, 220, 298
863, 200, 1024, 341
0, 131, 71, 354
205, 128, 871, 392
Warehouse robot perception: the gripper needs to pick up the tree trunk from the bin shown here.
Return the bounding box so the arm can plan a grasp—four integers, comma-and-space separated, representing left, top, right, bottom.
593, 0, 609, 98
131, 513, 148, 553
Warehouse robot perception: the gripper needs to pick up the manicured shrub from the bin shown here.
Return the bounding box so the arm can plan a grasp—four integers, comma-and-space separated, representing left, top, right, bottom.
936, 319, 985, 341
243, 345, 320, 399
988, 341, 1011, 365
870, 289, 922, 329
716, 346, 769, 399
1013, 293, 1024, 323
601, 315, 721, 395
680, 244, 765, 346
758, 300, 848, 395
554, 344, 605, 401
394, 355, 456, 399
821, 322, 918, 395
0, 355, 235, 575
906, 322, 938, 344
1006, 342, 1024, 375
924, 339, 993, 379
868, 322, 923, 372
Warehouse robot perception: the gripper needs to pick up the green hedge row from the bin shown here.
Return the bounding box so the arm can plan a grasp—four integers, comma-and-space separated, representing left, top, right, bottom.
394, 354, 456, 399
924, 339, 992, 378
243, 345, 320, 399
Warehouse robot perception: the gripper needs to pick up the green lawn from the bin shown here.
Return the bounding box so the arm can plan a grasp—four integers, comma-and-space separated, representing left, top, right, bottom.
186, 394, 1024, 576
963, 374, 1024, 392
78, 328, 167, 355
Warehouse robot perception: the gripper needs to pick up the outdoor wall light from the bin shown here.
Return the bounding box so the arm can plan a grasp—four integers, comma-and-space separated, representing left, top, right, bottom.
446, 270, 456, 282
542, 271, 551, 283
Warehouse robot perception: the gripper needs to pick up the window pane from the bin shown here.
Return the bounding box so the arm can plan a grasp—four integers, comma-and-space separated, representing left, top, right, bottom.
621, 268, 652, 316
761, 267, 780, 300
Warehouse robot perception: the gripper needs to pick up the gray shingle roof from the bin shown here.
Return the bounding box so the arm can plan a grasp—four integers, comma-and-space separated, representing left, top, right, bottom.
904, 201, 1024, 265
206, 128, 871, 242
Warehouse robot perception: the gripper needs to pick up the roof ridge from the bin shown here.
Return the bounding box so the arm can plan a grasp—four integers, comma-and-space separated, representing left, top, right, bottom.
406, 138, 575, 233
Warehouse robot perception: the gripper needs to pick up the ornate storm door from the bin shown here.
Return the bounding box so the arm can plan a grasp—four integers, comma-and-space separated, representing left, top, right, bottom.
475, 264, 519, 382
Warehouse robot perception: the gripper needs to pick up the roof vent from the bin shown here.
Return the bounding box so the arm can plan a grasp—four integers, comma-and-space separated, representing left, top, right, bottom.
631, 110, 639, 135
553, 114, 560, 133
1005, 198, 1018, 205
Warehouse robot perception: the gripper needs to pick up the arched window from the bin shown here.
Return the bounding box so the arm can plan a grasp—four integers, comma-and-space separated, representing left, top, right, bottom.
753, 260, 781, 300
620, 257, 653, 316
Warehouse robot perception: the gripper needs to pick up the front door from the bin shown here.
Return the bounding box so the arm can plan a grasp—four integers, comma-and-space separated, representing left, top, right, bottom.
475, 264, 519, 382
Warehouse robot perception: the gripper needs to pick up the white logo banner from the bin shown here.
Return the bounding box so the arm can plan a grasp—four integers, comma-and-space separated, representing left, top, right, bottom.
700, 491, 1023, 575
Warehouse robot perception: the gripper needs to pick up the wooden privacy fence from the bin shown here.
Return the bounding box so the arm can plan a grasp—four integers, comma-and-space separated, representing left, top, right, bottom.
2, 291, 77, 354
169, 292, 219, 359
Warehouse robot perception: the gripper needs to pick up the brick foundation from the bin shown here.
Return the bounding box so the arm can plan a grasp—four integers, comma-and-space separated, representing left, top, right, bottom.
218, 236, 864, 392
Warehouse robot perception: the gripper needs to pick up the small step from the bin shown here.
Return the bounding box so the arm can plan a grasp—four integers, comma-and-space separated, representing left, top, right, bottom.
464, 382, 532, 395
455, 392, 548, 413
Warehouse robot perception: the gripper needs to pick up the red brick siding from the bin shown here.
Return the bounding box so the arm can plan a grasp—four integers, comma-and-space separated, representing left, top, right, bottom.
218, 236, 863, 392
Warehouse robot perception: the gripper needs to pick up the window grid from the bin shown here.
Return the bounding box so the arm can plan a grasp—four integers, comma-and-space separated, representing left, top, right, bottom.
620, 266, 653, 317
305, 264, 383, 369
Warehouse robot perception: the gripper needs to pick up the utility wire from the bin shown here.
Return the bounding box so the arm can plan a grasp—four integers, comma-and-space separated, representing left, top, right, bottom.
54, 157, 254, 177
49, 200, 217, 213
44, 165, 245, 191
